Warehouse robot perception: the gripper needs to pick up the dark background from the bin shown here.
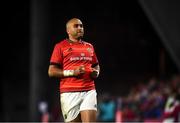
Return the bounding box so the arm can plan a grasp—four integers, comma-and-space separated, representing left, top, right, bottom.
1, 0, 179, 121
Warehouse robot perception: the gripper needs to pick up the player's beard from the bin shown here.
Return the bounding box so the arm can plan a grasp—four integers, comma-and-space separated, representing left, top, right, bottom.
74, 32, 84, 40
77, 35, 83, 40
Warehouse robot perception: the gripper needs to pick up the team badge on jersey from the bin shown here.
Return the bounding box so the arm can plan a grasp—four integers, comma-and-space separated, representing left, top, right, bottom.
87, 48, 93, 56
87, 48, 92, 53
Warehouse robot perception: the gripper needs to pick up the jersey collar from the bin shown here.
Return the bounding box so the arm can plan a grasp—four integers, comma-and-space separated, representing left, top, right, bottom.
66, 39, 84, 45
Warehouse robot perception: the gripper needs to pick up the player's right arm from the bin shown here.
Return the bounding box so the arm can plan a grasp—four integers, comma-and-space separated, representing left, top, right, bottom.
48, 64, 64, 78
48, 64, 85, 78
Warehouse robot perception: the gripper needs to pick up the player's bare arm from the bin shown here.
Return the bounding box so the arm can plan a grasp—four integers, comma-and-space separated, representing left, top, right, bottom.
48, 65, 64, 78
90, 64, 100, 79
48, 64, 86, 78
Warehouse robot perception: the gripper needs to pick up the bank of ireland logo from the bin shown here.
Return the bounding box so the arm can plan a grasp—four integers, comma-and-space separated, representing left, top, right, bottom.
81, 53, 85, 56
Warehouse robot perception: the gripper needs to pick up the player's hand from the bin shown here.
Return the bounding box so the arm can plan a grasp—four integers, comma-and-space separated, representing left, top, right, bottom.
90, 68, 99, 79
74, 65, 85, 76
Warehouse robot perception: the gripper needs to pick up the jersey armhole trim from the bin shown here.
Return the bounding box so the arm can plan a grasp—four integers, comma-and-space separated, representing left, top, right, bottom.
50, 62, 62, 68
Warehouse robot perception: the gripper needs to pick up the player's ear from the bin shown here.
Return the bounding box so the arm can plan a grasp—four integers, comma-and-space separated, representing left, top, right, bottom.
66, 28, 70, 34
66, 23, 70, 33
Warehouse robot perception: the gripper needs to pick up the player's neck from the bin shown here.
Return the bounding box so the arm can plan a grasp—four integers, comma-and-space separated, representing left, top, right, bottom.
68, 38, 81, 43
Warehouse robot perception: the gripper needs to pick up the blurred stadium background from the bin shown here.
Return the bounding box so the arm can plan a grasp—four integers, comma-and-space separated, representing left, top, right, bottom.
1, 0, 180, 122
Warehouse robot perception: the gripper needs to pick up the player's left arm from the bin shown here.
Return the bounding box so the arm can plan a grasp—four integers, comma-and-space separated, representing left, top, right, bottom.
90, 44, 100, 79
90, 64, 100, 79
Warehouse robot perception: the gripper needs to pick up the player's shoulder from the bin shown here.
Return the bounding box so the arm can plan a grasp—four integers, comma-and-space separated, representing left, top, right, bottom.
82, 40, 94, 47
55, 39, 68, 47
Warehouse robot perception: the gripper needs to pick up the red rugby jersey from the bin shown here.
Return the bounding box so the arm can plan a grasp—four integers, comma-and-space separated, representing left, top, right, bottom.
50, 39, 99, 93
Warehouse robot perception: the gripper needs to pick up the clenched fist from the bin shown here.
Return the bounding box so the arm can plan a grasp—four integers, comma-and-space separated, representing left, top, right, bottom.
73, 65, 85, 76
90, 68, 99, 79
